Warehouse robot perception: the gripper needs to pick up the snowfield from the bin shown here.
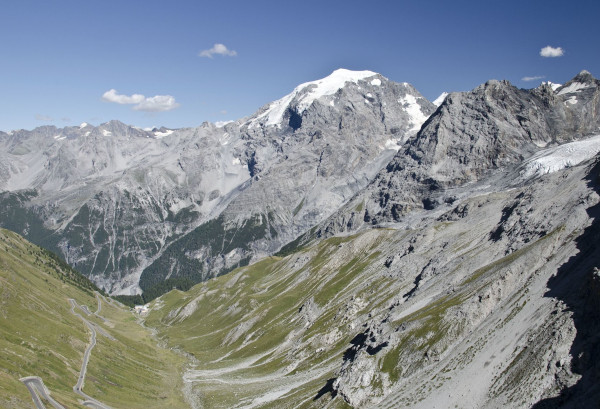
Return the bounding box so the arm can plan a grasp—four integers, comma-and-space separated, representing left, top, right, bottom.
557, 81, 593, 95
521, 134, 600, 179
398, 94, 429, 132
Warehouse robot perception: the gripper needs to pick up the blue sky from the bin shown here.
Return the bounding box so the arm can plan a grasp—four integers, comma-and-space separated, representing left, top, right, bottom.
1, 0, 598, 132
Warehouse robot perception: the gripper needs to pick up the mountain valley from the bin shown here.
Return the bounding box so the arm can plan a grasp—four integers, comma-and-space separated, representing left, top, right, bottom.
1, 68, 600, 408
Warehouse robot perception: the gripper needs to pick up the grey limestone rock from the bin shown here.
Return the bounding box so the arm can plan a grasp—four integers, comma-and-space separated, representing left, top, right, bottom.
313, 70, 600, 238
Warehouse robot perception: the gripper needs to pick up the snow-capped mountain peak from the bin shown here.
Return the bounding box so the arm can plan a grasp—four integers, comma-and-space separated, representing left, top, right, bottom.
248, 68, 379, 128
432, 92, 449, 107
153, 128, 174, 138
556, 70, 597, 96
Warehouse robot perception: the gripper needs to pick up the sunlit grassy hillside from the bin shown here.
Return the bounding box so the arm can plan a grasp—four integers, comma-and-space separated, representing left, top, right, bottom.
0, 228, 188, 408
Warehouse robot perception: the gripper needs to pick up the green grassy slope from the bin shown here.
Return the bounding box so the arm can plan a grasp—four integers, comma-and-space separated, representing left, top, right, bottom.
0, 228, 188, 408
143, 161, 593, 408
145, 230, 396, 409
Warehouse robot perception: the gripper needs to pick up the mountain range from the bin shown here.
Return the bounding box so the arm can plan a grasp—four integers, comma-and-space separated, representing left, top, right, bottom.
1, 68, 600, 407
0, 69, 436, 296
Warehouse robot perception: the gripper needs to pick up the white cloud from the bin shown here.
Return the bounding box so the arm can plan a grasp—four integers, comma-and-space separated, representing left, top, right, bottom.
133, 95, 180, 112
540, 46, 564, 58
35, 114, 53, 122
102, 89, 145, 104
522, 75, 545, 82
102, 89, 180, 112
199, 43, 237, 58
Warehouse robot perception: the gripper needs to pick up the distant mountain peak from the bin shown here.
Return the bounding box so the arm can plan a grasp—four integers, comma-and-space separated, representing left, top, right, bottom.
556, 70, 598, 96
247, 68, 381, 128
432, 92, 449, 107
575, 69, 593, 81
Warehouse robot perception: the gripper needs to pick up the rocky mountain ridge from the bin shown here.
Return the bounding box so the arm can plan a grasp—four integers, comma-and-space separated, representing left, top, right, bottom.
0, 69, 435, 294
306, 70, 600, 239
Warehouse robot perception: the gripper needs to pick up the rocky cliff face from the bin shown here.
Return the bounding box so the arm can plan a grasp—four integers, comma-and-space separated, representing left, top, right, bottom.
0, 69, 435, 294
310, 70, 600, 238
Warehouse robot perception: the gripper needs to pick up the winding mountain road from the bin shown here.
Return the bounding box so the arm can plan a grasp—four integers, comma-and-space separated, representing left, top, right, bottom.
20, 376, 66, 409
68, 298, 113, 409
21, 296, 114, 409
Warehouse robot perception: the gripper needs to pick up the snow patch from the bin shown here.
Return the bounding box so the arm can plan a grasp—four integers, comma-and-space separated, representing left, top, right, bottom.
432, 92, 449, 107
53, 135, 66, 141
383, 138, 401, 151
370, 78, 381, 86
398, 94, 428, 133
154, 129, 174, 138
84, 131, 91, 136
79, 122, 89, 129
565, 96, 578, 105
542, 81, 562, 91
249, 68, 377, 128
521, 134, 600, 179
329, 100, 335, 107
168, 198, 193, 215
557, 82, 592, 95
232, 157, 241, 165
102, 129, 112, 137
215, 120, 233, 128
220, 132, 230, 145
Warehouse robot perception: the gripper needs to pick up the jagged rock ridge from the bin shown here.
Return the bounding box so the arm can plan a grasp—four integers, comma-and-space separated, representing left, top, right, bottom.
311, 70, 600, 237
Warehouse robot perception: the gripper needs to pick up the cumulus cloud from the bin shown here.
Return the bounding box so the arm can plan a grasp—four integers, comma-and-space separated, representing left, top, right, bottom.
133, 95, 180, 112
540, 46, 564, 58
102, 89, 180, 112
199, 43, 237, 58
35, 114, 53, 122
522, 75, 545, 82
102, 89, 145, 105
